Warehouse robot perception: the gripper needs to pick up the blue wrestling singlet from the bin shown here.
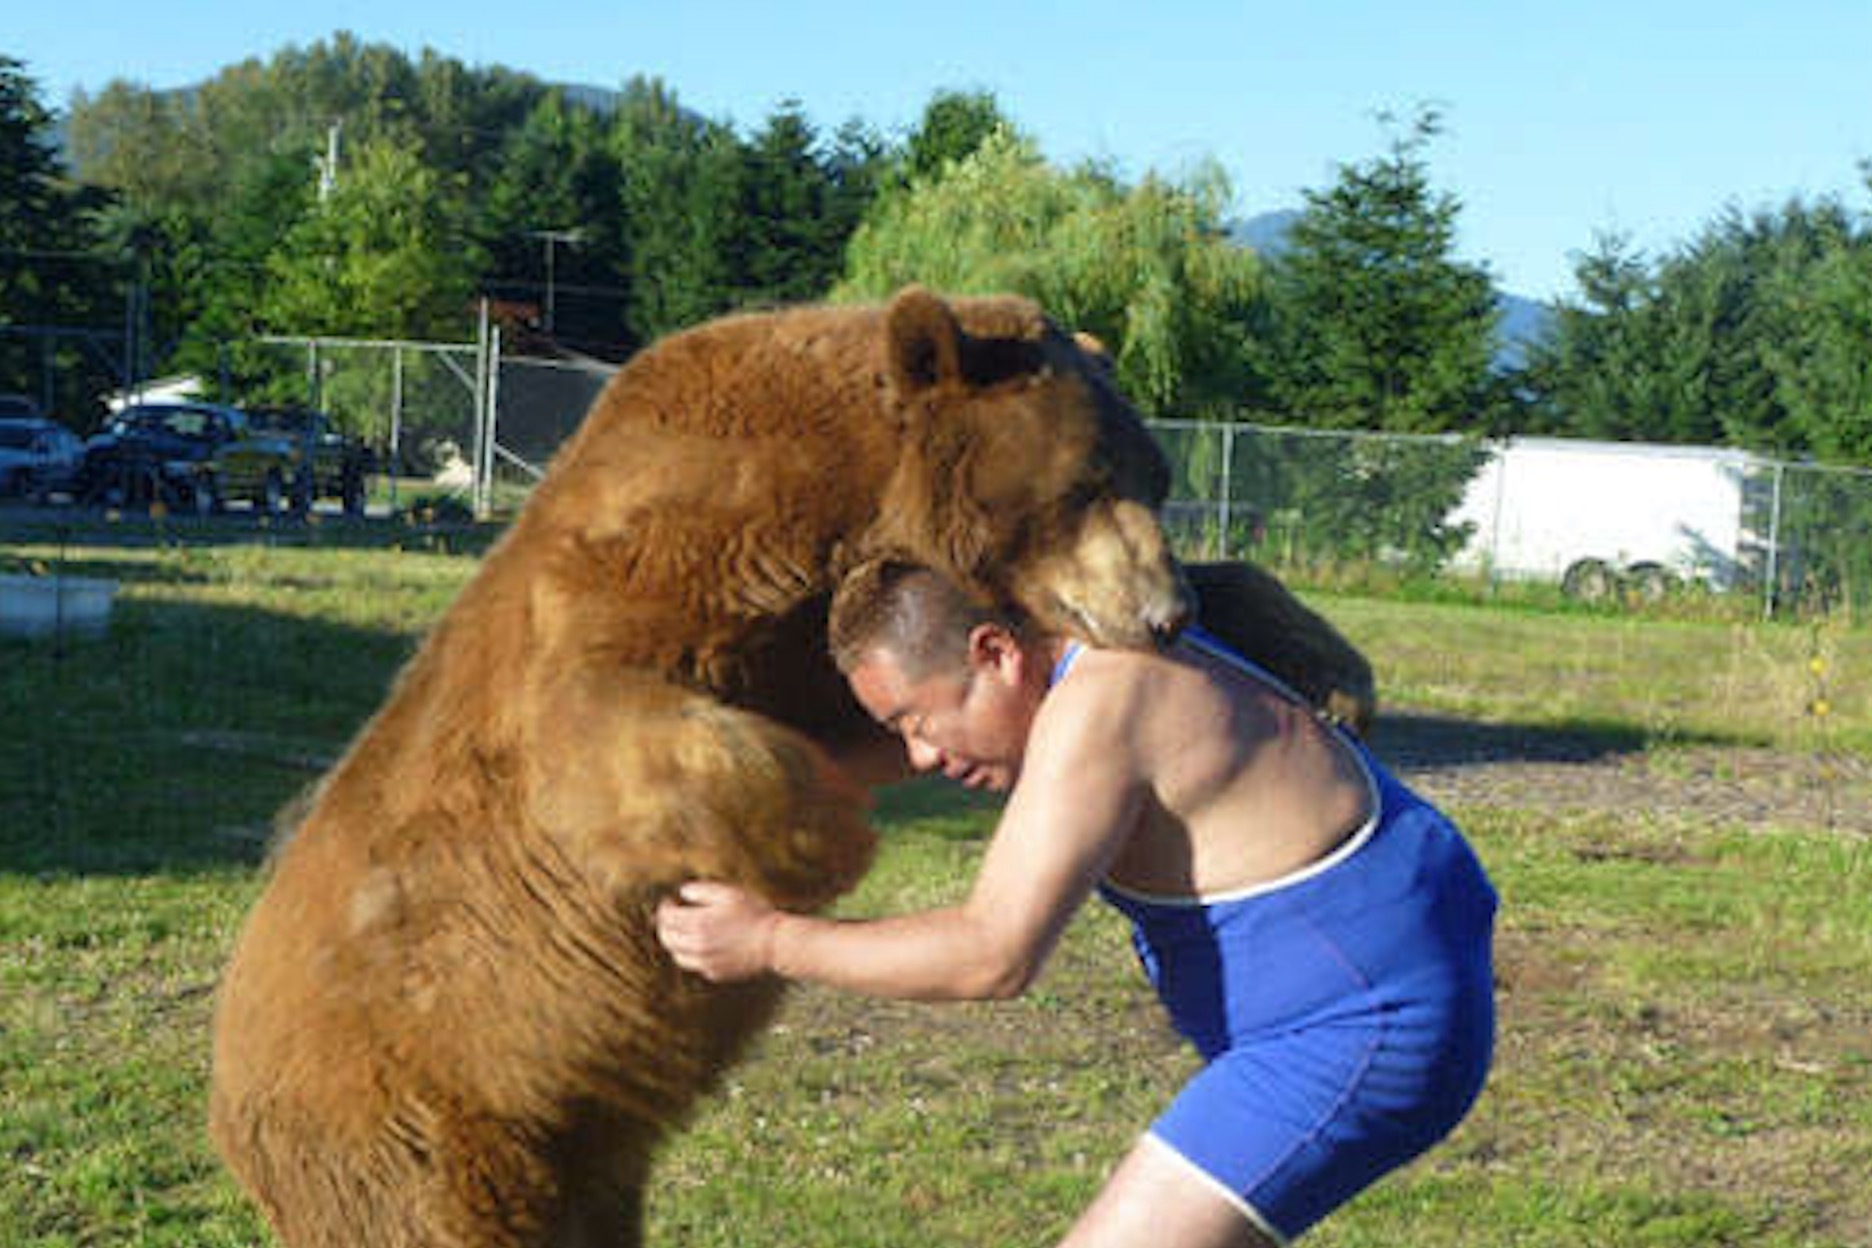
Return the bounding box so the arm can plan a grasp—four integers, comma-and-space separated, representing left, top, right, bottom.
1058, 629, 1497, 1244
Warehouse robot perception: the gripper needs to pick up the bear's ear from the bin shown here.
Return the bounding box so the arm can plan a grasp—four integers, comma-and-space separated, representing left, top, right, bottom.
884, 286, 963, 396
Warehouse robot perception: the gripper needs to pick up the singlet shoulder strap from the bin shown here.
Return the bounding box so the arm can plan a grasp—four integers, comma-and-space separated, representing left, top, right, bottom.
1049, 640, 1085, 688
1181, 624, 1314, 712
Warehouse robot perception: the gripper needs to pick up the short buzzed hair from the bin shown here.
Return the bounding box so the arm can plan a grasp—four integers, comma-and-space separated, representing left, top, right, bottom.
828, 560, 1018, 679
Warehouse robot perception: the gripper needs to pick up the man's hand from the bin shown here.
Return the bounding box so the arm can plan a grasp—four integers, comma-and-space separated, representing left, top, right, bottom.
655, 882, 780, 982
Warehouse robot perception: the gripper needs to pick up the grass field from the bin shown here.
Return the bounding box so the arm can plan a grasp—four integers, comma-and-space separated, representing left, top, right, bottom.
2, 515, 1868, 1246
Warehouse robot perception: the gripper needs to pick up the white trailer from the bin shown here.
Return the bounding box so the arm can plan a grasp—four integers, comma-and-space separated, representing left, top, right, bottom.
1450, 436, 1769, 597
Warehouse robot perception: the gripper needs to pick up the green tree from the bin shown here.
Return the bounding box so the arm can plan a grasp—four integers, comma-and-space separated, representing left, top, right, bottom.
2, 57, 97, 319
64, 78, 218, 210
838, 129, 1262, 414
1, 56, 122, 424
903, 89, 1010, 183
739, 100, 848, 307
1223, 425, 1492, 574
478, 92, 626, 343
259, 138, 474, 340
1527, 197, 1870, 461
66, 34, 546, 246
1742, 194, 1872, 464
1522, 231, 1680, 438
162, 146, 321, 387
1255, 109, 1501, 434
608, 77, 747, 342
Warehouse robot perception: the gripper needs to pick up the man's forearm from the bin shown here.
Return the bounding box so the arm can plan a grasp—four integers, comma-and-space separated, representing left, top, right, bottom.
768, 906, 1032, 1002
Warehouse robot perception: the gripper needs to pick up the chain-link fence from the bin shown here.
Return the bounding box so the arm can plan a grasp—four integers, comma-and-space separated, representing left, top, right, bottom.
9, 315, 1868, 619
4, 303, 614, 520
1151, 419, 1872, 617
485, 353, 612, 494
0, 324, 131, 433
239, 319, 612, 518
245, 334, 483, 514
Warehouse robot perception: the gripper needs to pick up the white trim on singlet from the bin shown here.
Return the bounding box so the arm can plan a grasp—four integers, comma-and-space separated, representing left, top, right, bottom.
1096, 626, 1383, 909
1138, 1132, 1293, 1247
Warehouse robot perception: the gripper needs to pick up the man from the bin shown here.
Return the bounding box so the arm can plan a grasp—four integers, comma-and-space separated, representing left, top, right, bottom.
657, 561, 1496, 1246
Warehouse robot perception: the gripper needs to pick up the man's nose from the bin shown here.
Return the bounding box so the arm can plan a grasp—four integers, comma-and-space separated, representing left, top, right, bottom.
905, 738, 942, 773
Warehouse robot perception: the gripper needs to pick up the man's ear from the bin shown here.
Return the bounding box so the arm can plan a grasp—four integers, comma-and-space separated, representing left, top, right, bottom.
966, 623, 1023, 680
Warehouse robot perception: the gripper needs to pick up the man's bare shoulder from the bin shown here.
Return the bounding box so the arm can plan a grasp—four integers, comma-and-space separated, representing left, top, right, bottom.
1029, 646, 1166, 756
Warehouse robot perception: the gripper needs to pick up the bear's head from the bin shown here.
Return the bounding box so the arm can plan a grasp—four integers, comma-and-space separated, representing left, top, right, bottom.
872, 287, 1192, 649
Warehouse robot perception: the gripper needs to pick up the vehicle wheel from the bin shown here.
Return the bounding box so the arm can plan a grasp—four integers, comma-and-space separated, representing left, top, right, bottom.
88, 474, 123, 509
192, 474, 221, 517
341, 472, 366, 518
132, 466, 162, 508
1561, 558, 1619, 602
1624, 562, 1675, 604
259, 470, 285, 516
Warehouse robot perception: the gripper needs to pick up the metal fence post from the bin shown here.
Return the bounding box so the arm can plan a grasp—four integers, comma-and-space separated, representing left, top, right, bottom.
472, 299, 490, 520
389, 345, 404, 515
484, 324, 503, 516
1217, 424, 1234, 557
1764, 461, 1784, 620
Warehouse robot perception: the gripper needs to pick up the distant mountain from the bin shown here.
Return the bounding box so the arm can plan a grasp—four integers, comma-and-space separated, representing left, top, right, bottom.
1228, 209, 1302, 257
1229, 209, 1554, 368
1493, 290, 1553, 367
554, 82, 624, 116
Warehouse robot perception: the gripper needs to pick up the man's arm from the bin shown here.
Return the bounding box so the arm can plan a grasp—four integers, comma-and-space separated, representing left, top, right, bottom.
656, 659, 1147, 1001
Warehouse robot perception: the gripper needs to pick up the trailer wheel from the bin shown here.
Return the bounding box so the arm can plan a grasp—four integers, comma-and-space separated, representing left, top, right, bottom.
1562, 558, 1618, 602
1625, 562, 1675, 604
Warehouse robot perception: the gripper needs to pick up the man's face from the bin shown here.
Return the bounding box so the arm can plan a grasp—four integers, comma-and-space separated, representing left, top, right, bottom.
846, 630, 1039, 793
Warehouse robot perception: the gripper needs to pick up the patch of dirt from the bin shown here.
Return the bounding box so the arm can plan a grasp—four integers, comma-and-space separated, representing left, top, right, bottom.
1367, 710, 1872, 836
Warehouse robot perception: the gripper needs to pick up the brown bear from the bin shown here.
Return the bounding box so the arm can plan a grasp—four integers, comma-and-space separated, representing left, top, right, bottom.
1180, 560, 1376, 735
208, 287, 1195, 1248
1057, 331, 1374, 734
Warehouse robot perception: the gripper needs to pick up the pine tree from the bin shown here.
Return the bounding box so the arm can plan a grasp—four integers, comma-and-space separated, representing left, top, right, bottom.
1256, 108, 1500, 434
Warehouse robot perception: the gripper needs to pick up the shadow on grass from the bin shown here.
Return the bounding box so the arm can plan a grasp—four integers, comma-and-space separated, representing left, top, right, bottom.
0, 504, 504, 565
871, 778, 1002, 839
1366, 709, 1724, 771
0, 591, 411, 878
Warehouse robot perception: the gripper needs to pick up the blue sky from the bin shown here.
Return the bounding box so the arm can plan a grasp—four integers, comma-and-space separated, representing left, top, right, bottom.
12, 1, 1872, 302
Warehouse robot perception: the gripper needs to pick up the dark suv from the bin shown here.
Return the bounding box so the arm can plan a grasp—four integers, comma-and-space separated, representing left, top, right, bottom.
218, 406, 373, 516
78, 402, 247, 513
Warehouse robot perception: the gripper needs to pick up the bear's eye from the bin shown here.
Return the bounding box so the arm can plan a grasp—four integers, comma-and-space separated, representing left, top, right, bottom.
962, 338, 1045, 387
1058, 478, 1108, 512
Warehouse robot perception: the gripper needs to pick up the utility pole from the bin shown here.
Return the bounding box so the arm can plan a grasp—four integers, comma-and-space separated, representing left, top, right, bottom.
526, 228, 583, 336
317, 121, 342, 202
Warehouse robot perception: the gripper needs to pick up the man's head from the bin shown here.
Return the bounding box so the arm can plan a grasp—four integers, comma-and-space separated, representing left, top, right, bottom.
868, 287, 1190, 649
829, 561, 1049, 791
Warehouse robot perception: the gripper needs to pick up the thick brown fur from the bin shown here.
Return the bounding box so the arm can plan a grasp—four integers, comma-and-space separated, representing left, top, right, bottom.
1183, 560, 1377, 735
1059, 332, 1374, 732
208, 288, 1193, 1248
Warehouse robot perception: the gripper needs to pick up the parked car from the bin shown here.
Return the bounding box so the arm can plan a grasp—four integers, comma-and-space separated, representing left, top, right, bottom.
0, 415, 86, 501
216, 406, 374, 516
0, 393, 46, 422
78, 402, 248, 513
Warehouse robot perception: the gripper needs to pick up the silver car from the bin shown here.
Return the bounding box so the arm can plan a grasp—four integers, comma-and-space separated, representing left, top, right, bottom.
0, 411, 86, 501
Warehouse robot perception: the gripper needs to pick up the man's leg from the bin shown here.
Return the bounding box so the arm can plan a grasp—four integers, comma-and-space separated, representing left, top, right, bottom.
1058, 1135, 1282, 1248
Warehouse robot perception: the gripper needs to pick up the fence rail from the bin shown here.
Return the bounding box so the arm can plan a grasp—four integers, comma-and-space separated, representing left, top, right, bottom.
7, 320, 1868, 617
1150, 419, 1872, 618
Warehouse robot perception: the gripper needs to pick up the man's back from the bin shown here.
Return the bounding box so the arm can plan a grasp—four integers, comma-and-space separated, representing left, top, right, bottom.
1034, 636, 1375, 899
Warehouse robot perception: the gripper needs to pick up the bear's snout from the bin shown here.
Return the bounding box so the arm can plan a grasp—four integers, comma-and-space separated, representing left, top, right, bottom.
1018, 499, 1194, 651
